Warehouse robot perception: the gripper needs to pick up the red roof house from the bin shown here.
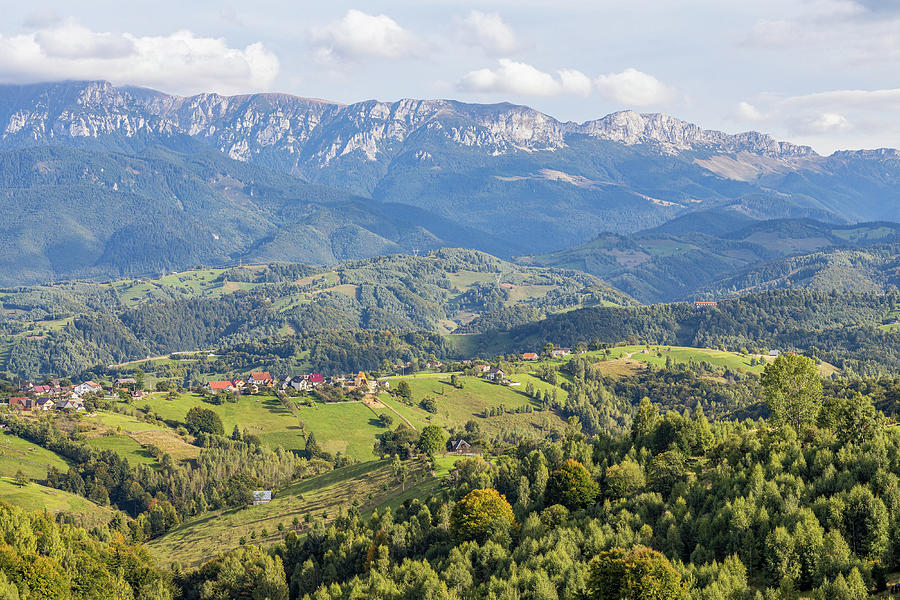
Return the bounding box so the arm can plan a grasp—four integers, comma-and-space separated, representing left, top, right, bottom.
206, 380, 234, 392
249, 372, 273, 385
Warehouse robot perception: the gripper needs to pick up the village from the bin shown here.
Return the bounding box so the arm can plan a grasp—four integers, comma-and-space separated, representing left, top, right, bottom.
1, 346, 583, 414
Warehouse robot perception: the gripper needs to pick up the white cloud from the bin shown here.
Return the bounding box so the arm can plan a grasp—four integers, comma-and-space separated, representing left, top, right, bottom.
456, 11, 519, 55
0, 21, 279, 95
458, 59, 591, 96
311, 9, 419, 63
737, 101, 765, 122
735, 87, 900, 146
35, 20, 134, 59
804, 112, 851, 133
594, 68, 673, 106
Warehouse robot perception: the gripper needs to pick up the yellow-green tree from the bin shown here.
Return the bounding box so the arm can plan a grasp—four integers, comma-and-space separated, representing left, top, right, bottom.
587, 546, 685, 600
450, 488, 516, 543
761, 354, 822, 432
545, 459, 599, 509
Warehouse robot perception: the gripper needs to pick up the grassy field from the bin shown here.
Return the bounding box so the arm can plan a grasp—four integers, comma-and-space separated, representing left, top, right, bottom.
0, 477, 115, 528
0, 431, 70, 480
147, 456, 458, 568
294, 402, 385, 459
379, 375, 568, 436
141, 393, 385, 460
82, 410, 169, 434
87, 435, 158, 467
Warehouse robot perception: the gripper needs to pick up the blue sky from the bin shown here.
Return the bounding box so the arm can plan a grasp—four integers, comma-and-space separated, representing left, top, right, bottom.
1, 0, 899, 153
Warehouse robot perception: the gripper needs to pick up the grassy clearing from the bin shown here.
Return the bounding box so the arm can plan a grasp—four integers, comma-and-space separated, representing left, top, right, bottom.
128, 430, 201, 462
0, 431, 70, 480
295, 402, 384, 460
86, 435, 158, 467
0, 477, 114, 528
147, 457, 452, 568
143, 393, 300, 439
81, 410, 168, 435
379, 375, 567, 435
141, 393, 383, 460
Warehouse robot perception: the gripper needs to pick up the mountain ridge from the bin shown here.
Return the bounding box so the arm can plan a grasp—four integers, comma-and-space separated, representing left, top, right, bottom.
0, 80, 824, 164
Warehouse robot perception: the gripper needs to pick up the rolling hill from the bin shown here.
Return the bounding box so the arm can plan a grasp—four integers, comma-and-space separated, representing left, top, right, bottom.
0, 249, 631, 378
521, 211, 900, 302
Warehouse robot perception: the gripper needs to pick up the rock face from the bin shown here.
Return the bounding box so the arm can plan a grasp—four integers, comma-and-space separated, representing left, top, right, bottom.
0, 81, 817, 172
570, 111, 815, 157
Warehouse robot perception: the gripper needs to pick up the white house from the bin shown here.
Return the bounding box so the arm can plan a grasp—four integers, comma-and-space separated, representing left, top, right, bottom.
74, 381, 103, 397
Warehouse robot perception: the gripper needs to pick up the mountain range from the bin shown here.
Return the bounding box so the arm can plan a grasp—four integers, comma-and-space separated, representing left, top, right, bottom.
2, 80, 900, 289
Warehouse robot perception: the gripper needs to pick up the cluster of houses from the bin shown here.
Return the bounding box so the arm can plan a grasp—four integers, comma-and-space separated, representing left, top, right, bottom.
521, 347, 573, 360
4, 377, 152, 413
204, 371, 387, 395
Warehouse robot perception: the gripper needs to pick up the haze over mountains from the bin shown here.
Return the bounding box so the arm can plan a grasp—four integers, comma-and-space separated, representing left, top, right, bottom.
2, 80, 900, 292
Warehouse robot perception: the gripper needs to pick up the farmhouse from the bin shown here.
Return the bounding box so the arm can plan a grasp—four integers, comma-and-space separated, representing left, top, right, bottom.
522, 352, 539, 360
9, 397, 32, 410
74, 381, 103, 397
35, 399, 55, 411
448, 439, 472, 454
485, 367, 505, 382
205, 380, 235, 393
56, 399, 82, 411
551, 347, 572, 358
252, 490, 272, 505
249, 372, 273, 386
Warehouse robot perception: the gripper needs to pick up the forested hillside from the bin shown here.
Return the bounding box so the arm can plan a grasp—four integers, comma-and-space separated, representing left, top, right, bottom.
522, 212, 900, 302
0, 250, 628, 378
488, 289, 900, 377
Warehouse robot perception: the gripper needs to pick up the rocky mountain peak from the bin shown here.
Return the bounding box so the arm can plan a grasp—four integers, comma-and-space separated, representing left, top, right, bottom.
572, 110, 816, 158
0, 80, 820, 163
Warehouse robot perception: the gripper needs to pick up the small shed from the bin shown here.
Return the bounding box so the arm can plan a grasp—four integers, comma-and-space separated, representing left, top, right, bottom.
252, 490, 272, 505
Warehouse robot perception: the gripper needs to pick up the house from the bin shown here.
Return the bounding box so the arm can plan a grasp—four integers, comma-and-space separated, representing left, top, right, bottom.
522, 352, 539, 361
308, 374, 325, 386
694, 301, 718, 308
74, 381, 103, 397
769, 350, 781, 357
287, 376, 309, 392
249, 372, 273, 386
448, 439, 472, 454
32, 385, 50, 395
485, 368, 505, 382
35, 399, 55, 411
131, 390, 145, 400
252, 490, 272, 505
114, 378, 137, 388
232, 379, 247, 391
9, 397, 30, 410
551, 347, 572, 358
478, 365, 491, 373
56, 399, 80, 411
205, 380, 234, 393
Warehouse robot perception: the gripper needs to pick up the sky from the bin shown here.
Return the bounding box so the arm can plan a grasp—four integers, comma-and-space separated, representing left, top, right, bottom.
1, 0, 899, 154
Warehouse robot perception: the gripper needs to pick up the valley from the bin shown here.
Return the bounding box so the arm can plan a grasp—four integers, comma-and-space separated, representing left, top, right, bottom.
0, 78, 899, 600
